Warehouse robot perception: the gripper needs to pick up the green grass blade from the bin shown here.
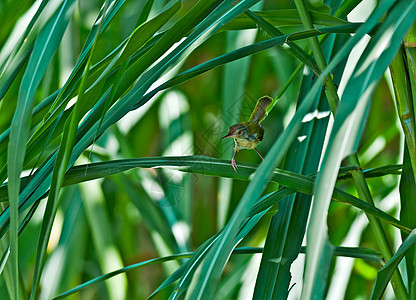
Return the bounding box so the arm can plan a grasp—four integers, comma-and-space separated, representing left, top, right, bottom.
390, 46, 416, 184
0, 0, 52, 101
253, 197, 295, 298
112, 121, 182, 259
24, 0, 129, 162
218, 16, 260, 228
244, 10, 319, 74
135, 23, 363, 112
0, 1, 412, 298
334, 0, 364, 19
80, 179, 127, 299
115, 0, 181, 68
0, 156, 411, 239
54, 252, 194, 300
113, 0, 226, 99
129, 25, 362, 114
29, 1, 105, 297
37, 186, 86, 299
302, 1, 416, 299
338, 164, 403, 179
294, 0, 339, 113
221, 9, 348, 31
405, 23, 416, 127
0, 22, 363, 193
52, 244, 382, 299
348, 153, 407, 295
185, 65, 322, 299
370, 229, 416, 299
253, 27, 341, 297
400, 146, 416, 297
3, 0, 263, 238
0, 244, 9, 276
0, 0, 126, 186
0, 0, 175, 185
185, 3, 394, 297
0, 0, 225, 216
6, 1, 76, 299
150, 263, 188, 299
136, 0, 155, 26
0, 239, 12, 299
170, 210, 269, 299
116, 173, 179, 253
6, 155, 413, 232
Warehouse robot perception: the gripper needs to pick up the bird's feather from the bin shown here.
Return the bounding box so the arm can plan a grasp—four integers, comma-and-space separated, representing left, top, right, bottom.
249, 96, 272, 123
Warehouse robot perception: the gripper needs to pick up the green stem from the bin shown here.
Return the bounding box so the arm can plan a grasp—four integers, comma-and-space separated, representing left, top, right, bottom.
401, 20, 416, 300
294, 0, 340, 114
390, 45, 416, 185
404, 21, 416, 183
348, 154, 408, 299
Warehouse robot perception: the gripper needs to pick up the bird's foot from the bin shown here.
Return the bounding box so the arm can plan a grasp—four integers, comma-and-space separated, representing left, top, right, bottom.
231, 157, 238, 172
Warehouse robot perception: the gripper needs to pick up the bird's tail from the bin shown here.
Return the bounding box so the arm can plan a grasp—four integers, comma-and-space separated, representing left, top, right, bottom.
249, 96, 272, 123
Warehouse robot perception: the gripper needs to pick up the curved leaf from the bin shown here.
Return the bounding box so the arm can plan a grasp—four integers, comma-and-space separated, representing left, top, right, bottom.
302, 1, 416, 299
370, 229, 416, 300
53, 244, 383, 299
222, 9, 348, 31
6, 1, 76, 298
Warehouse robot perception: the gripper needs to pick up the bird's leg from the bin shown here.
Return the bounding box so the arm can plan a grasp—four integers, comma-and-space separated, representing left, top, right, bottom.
231, 149, 238, 172
254, 147, 264, 160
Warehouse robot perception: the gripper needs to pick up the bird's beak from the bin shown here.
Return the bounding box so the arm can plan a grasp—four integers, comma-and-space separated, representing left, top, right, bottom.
222, 133, 231, 140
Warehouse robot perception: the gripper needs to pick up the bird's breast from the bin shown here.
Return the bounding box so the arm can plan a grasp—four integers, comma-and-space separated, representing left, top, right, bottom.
234, 134, 261, 149
232, 122, 264, 150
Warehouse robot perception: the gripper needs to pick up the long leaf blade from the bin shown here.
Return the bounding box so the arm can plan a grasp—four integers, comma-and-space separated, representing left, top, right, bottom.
302, 1, 416, 299
6, 1, 76, 298
370, 229, 416, 299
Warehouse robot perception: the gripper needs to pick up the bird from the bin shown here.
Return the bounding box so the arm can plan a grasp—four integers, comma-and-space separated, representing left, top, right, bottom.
222, 96, 272, 172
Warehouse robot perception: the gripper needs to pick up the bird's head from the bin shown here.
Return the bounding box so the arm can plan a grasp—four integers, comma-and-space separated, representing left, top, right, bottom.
222, 124, 248, 140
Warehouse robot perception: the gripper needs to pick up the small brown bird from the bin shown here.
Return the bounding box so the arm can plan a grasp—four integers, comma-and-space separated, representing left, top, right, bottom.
222, 96, 272, 172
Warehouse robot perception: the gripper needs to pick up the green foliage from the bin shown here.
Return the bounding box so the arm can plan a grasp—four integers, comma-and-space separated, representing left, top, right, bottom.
0, 0, 416, 299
